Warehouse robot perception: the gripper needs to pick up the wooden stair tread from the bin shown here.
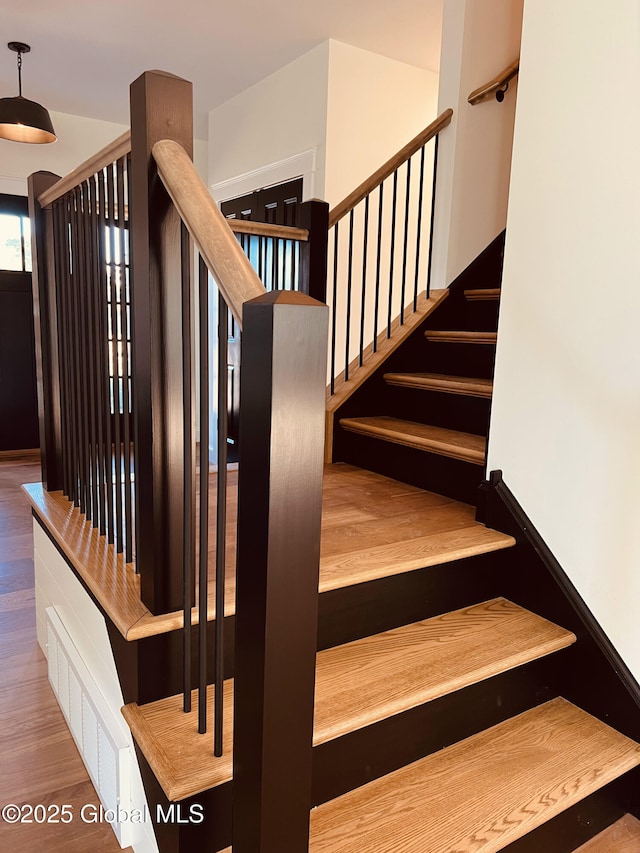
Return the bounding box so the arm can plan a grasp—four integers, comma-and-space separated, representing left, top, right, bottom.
124, 597, 568, 801
425, 329, 498, 344
339, 416, 486, 464
308, 698, 640, 852
573, 814, 640, 852
384, 372, 493, 398
313, 598, 575, 744
464, 288, 501, 301
319, 522, 514, 592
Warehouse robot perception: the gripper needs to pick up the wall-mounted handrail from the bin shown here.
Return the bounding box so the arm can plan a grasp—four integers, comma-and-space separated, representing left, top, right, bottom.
38, 131, 132, 208
328, 109, 453, 228
468, 58, 520, 105
152, 138, 265, 329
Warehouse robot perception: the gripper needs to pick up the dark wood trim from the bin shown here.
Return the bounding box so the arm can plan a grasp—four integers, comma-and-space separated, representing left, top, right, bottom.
27, 172, 63, 488
232, 291, 328, 853
297, 199, 329, 303
481, 470, 640, 740
129, 70, 193, 614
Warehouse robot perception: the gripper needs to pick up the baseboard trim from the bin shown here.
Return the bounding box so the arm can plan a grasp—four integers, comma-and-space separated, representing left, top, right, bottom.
482, 469, 640, 726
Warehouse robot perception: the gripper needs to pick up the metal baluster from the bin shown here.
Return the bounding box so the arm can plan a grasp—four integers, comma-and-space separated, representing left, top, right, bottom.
373, 184, 384, 354
388, 171, 398, 338
330, 223, 339, 394
106, 164, 124, 550
413, 145, 426, 312
97, 168, 115, 543
117, 157, 134, 562
344, 210, 354, 381
400, 158, 412, 324
182, 222, 194, 715
359, 196, 370, 367
211, 289, 229, 741
426, 135, 440, 300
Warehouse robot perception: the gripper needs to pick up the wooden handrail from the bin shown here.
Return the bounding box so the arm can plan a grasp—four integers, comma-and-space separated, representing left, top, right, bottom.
152, 138, 266, 328
328, 109, 454, 228
468, 59, 520, 105
38, 130, 132, 207
228, 219, 309, 242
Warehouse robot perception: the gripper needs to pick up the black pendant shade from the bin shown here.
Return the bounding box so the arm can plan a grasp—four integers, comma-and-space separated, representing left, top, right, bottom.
0, 42, 56, 144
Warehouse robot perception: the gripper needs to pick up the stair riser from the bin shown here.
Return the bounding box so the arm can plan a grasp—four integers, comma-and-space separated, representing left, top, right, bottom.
334, 428, 485, 504
115, 550, 509, 706
312, 655, 560, 806
318, 549, 509, 650
501, 766, 640, 853
108, 616, 236, 705
383, 383, 491, 435
136, 745, 232, 853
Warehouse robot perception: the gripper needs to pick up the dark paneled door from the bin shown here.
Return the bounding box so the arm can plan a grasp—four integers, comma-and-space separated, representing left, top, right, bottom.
220, 178, 303, 461
0, 194, 38, 451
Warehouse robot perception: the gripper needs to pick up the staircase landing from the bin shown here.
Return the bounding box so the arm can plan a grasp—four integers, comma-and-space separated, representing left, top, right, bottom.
24, 465, 514, 641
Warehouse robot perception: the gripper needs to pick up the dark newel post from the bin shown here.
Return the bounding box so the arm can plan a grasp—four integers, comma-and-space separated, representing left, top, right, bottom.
130, 70, 193, 614
297, 199, 329, 303
28, 171, 63, 490
233, 291, 328, 853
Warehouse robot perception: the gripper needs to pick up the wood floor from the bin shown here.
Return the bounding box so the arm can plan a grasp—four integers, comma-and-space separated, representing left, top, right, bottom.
0, 451, 128, 853
24, 463, 515, 641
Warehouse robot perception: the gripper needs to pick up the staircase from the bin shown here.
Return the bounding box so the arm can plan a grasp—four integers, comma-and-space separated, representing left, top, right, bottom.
26, 71, 640, 851
121, 234, 640, 852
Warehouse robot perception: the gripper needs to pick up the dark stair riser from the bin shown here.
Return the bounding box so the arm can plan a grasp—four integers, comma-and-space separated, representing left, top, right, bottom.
110, 548, 509, 706
312, 654, 562, 806
481, 474, 640, 745
333, 426, 485, 504
135, 655, 567, 853
502, 766, 640, 853
383, 382, 492, 436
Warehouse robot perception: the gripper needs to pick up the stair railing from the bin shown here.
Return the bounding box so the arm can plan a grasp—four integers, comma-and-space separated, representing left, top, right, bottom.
326, 108, 453, 394
30, 70, 328, 853
468, 58, 520, 104
29, 131, 135, 561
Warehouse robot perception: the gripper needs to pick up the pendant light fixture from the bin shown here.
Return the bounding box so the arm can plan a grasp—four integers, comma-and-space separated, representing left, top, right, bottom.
0, 42, 56, 144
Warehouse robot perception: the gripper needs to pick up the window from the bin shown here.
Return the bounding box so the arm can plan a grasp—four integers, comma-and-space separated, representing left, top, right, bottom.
0, 194, 32, 272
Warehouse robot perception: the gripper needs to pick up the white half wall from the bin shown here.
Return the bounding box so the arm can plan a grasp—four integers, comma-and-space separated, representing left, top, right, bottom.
488, 0, 640, 681
432, 0, 523, 287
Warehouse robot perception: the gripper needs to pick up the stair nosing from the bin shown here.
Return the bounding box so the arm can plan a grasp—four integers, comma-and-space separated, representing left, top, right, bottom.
339, 416, 486, 465
424, 329, 498, 345
384, 372, 493, 398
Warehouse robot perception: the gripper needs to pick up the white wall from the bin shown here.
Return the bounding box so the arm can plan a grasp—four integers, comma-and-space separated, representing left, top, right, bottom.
432, 0, 523, 286
208, 40, 439, 208
208, 42, 330, 200
488, 0, 640, 680
0, 112, 129, 196
324, 41, 438, 208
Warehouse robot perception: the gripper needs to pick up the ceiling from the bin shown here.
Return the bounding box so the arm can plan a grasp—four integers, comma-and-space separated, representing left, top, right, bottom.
0, 0, 443, 138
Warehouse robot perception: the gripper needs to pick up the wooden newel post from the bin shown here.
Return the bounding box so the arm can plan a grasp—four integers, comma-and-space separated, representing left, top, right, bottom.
129, 70, 194, 614
233, 291, 329, 853
297, 199, 329, 303
28, 171, 63, 490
